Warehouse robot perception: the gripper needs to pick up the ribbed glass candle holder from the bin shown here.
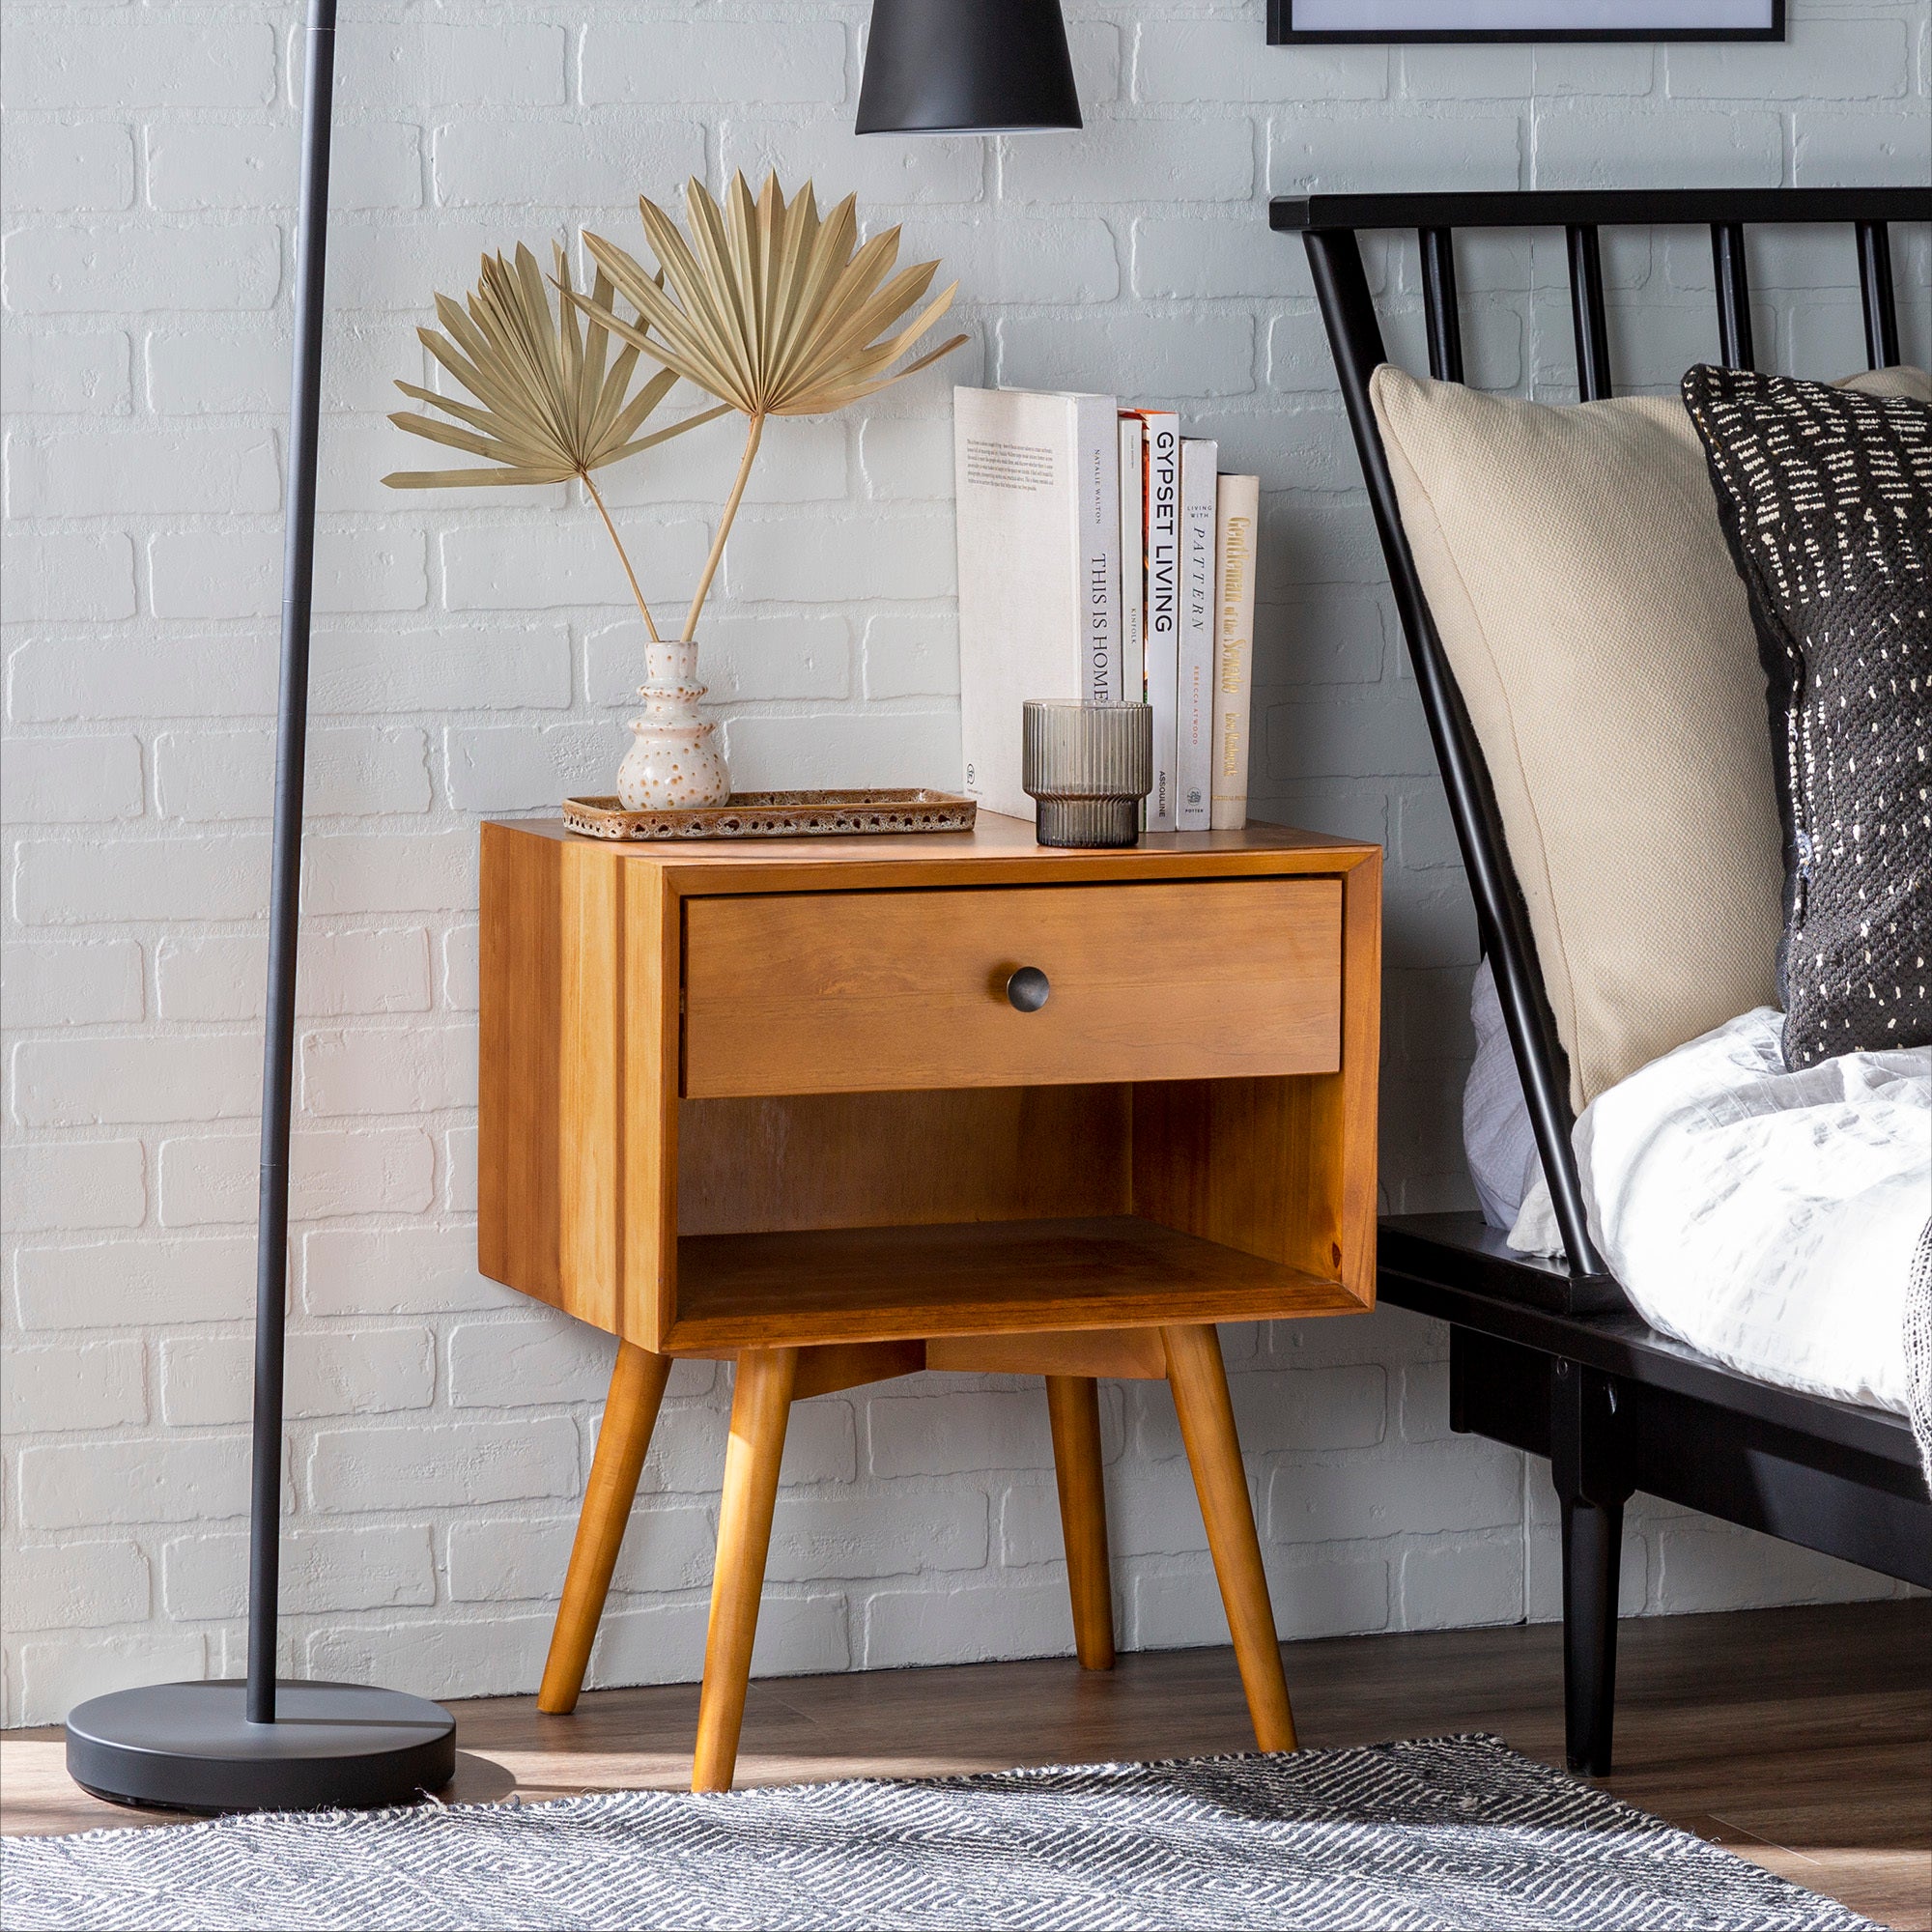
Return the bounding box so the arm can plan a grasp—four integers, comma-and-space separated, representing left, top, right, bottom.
1021, 701, 1154, 848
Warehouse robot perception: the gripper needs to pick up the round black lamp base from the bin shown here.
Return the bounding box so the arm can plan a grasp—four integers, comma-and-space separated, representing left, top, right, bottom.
65, 1679, 457, 1816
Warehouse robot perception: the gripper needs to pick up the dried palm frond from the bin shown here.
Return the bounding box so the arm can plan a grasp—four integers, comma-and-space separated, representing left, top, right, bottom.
579, 173, 967, 422
577, 174, 967, 639
384, 242, 729, 639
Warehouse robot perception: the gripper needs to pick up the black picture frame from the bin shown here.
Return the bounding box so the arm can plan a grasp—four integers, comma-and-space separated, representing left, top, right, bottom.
1269, 0, 1783, 43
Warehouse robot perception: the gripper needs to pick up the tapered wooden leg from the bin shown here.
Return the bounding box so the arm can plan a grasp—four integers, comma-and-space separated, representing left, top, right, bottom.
692, 1347, 798, 1792
538, 1342, 672, 1715
1162, 1323, 1297, 1752
1045, 1376, 1116, 1671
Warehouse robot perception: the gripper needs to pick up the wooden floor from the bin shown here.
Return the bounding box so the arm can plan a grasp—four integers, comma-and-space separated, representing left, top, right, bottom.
5, 1600, 1926, 1928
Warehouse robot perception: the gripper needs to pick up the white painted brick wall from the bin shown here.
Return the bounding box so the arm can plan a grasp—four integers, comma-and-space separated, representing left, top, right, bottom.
4, 0, 1924, 1728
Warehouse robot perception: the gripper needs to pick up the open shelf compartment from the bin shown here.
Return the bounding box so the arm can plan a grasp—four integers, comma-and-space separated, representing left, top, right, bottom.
655, 1079, 1370, 1353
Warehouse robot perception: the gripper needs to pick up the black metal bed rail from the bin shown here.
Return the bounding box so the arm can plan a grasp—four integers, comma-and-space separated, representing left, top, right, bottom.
1270, 186, 1931, 226
1270, 185, 1929, 1305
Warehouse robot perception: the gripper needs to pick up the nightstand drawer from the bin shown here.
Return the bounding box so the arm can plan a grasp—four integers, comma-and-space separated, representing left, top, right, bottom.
681, 878, 1343, 1098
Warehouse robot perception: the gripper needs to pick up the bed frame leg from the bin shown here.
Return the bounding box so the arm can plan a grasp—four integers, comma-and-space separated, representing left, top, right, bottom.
1559, 1494, 1623, 1775
1550, 1359, 1631, 1776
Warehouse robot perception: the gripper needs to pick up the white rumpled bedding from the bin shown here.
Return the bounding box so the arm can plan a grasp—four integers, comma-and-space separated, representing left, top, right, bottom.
1509, 1008, 1930, 1417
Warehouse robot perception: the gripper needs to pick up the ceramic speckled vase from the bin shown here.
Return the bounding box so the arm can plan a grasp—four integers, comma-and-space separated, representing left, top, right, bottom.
616, 639, 730, 810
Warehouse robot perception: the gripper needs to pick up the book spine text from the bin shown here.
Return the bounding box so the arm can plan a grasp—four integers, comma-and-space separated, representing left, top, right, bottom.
1137, 411, 1181, 831
1176, 438, 1219, 832
1210, 472, 1261, 832
1076, 396, 1121, 705
1117, 414, 1145, 713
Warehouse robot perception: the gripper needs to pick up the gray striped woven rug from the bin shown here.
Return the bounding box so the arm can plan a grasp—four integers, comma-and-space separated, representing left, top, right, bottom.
1, 1735, 1868, 1931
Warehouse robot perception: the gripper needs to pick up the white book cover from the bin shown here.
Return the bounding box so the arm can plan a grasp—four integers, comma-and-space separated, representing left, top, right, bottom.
1175, 438, 1219, 832
954, 386, 1120, 819
1130, 410, 1181, 831
1211, 473, 1261, 832
1117, 414, 1145, 709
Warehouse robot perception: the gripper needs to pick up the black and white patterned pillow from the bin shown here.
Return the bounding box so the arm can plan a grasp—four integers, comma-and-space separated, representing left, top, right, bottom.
1683, 365, 1930, 1069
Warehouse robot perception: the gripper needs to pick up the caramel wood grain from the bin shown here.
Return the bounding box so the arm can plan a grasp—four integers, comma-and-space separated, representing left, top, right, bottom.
478, 822, 563, 1309
624, 867, 680, 1350
479, 829, 676, 1347
1333, 849, 1382, 1306
667, 1216, 1362, 1352
558, 834, 626, 1336
1163, 1323, 1297, 1753
497, 811, 1381, 897
682, 880, 1343, 1100
926, 1327, 1169, 1379
1133, 1077, 1319, 1272
786, 1341, 926, 1399
1130, 849, 1379, 1301
677, 1087, 1130, 1238
694, 1348, 798, 1792
538, 1343, 671, 1715
1045, 1377, 1116, 1671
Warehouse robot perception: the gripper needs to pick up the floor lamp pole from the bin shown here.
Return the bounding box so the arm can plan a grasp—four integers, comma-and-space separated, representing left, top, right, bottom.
63, 0, 457, 1811
247, 0, 337, 1731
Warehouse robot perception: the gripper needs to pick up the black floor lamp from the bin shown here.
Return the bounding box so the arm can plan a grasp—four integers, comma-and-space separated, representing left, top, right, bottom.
63, 0, 457, 1813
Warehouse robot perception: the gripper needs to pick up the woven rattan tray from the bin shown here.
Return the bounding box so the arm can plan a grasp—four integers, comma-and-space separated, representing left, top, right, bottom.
561, 789, 978, 841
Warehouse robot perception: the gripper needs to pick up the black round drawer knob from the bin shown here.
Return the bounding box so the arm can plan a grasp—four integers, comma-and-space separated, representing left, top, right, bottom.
1006, 966, 1051, 1012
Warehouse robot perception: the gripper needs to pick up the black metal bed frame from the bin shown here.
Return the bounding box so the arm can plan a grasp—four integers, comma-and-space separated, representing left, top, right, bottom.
1269, 185, 1932, 1774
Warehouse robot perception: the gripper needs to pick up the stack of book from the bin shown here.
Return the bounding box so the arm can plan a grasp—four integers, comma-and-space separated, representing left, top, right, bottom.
953, 386, 1260, 833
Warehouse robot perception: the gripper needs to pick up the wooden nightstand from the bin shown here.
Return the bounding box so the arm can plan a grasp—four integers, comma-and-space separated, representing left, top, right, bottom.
479, 812, 1380, 1790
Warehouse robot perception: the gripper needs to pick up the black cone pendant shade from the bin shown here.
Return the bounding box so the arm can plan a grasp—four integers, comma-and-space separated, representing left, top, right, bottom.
857, 0, 1082, 134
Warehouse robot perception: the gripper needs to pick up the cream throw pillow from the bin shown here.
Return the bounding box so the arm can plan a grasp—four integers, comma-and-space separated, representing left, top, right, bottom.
1371, 363, 1930, 1110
